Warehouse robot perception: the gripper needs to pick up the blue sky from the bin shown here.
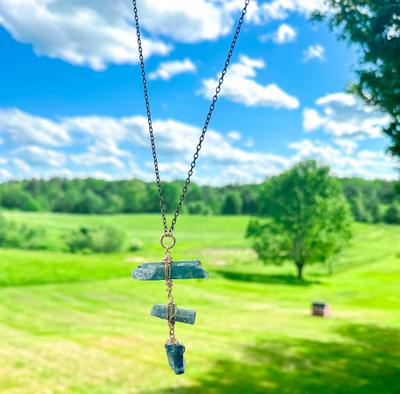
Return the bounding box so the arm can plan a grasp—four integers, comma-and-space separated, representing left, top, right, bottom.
0, 0, 396, 185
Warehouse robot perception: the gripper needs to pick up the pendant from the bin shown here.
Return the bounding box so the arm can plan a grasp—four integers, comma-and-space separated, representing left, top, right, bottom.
131, 233, 209, 374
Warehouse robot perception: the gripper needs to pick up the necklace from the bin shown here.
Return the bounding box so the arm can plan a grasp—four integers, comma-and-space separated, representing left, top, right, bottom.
131, 0, 251, 375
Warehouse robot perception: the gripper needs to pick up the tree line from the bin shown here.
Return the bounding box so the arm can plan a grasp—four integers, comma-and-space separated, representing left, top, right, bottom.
0, 176, 399, 223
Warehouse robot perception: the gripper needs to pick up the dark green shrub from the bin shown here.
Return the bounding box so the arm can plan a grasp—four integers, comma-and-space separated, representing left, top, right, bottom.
67, 226, 126, 253
0, 215, 49, 250
129, 239, 143, 252
384, 204, 400, 224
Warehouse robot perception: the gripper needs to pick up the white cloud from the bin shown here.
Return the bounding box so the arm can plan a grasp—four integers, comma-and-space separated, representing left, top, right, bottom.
0, 107, 395, 184
12, 146, 67, 167
153, 161, 191, 178
199, 54, 300, 109
149, 58, 196, 81
9, 158, 31, 172
333, 139, 358, 154
70, 153, 125, 169
0, 168, 13, 181
302, 44, 325, 62
0, 0, 172, 71
129, 160, 155, 182
244, 137, 254, 147
303, 93, 391, 142
227, 131, 241, 141
87, 139, 132, 158
0, 0, 331, 70
259, 23, 297, 44
289, 139, 397, 180
0, 108, 72, 146
258, 0, 327, 21
357, 150, 384, 159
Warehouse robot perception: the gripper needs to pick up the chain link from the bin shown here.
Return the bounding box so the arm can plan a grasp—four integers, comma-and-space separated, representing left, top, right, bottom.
132, 0, 250, 234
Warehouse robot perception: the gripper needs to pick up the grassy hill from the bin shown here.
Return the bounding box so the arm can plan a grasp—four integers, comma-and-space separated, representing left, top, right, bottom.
0, 212, 399, 393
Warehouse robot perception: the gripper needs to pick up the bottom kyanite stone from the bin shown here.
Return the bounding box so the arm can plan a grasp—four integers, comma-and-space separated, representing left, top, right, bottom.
165, 343, 186, 375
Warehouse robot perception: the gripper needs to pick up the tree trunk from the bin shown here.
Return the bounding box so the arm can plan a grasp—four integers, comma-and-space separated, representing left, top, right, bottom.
296, 262, 304, 280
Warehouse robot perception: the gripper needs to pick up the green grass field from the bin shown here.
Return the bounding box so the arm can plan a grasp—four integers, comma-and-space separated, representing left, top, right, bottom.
0, 212, 399, 393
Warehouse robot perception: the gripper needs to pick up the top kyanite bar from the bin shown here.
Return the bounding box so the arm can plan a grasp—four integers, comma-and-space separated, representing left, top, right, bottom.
132, 260, 209, 281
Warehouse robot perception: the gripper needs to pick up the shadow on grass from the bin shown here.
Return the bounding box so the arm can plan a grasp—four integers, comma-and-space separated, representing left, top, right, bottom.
213, 270, 320, 286
142, 323, 400, 394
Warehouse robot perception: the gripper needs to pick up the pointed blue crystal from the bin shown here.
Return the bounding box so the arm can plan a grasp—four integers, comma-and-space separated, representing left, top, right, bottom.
165, 343, 186, 375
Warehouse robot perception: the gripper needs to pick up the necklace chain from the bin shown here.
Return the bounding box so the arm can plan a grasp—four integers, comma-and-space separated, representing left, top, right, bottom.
132, 0, 250, 234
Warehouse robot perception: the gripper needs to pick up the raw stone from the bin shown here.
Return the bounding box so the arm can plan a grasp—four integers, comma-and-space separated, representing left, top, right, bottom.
131, 261, 209, 281
150, 304, 196, 325
165, 343, 186, 375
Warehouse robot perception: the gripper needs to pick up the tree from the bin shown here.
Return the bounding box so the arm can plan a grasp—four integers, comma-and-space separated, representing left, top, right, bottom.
384, 203, 400, 224
122, 179, 147, 213
246, 161, 353, 279
1, 184, 42, 211
312, 1, 400, 156
222, 193, 242, 215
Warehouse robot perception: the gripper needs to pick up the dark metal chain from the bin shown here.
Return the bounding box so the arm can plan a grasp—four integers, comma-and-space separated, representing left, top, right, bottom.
132, 0, 250, 234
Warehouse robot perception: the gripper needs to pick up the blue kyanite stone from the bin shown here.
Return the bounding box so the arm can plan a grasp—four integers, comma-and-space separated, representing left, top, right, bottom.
165, 343, 186, 375
132, 261, 209, 281
151, 304, 196, 325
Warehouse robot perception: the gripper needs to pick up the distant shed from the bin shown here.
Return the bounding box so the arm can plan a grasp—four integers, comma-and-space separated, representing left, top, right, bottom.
312, 302, 331, 317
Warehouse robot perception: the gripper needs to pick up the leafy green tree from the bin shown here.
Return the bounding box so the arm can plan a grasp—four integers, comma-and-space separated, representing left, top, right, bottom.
122, 179, 147, 213
187, 201, 212, 215
350, 197, 372, 222
143, 183, 161, 212
73, 190, 104, 214
52, 189, 82, 213
1, 185, 42, 211
384, 203, 400, 224
365, 195, 383, 223
246, 161, 353, 279
312, 1, 400, 156
162, 182, 181, 213
222, 193, 242, 215
104, 194, 124, 214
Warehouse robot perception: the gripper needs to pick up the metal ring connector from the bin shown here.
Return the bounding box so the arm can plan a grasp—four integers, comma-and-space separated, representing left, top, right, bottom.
160, 233, 176, 250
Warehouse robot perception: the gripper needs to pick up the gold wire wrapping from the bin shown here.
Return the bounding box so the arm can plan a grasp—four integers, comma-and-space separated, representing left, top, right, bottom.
162, 236, 179, 345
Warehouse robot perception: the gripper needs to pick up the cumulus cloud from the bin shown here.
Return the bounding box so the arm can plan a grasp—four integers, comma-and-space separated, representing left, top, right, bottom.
303, 93, 391, 143
0, 107, 395, 183
288, 139, 397, 180
12, 146, 67, 167
199, 54, 300, 109
0, 168, 13, 181
70, 154, 125, 169
149, 58, 196, 81
9, 158, 31, 173
0, 0, 330, 70
258, 0, 327, 21
259, 23, 297, 44
0, 108, 72, 146
302, 44, 325, 62
227, 131, 241, 141
0, 0, 172, 71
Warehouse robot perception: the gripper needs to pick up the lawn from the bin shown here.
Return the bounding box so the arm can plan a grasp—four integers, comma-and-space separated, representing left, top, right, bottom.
0, 212, 399, 393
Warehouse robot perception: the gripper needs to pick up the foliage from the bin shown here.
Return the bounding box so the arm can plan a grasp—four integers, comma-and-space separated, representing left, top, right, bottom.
0, 214, 50, 250
383, 202, 400, 224
66, 226, 126, 254
222, 193, 242, 215
312, 0, 400, 156
129, 239, 143, 252
0, 176, 397, 221
247, 161, 353, 279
